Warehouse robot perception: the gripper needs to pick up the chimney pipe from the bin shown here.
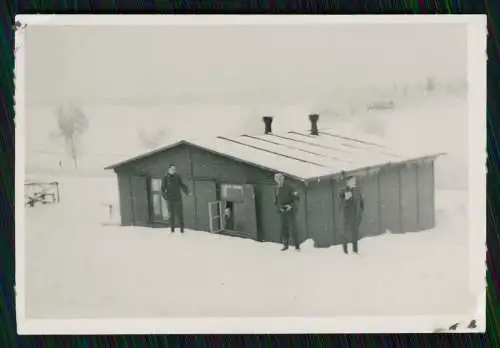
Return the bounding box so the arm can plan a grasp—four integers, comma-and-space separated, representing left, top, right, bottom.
262, 116, 273, 134
309, 114, 319, 135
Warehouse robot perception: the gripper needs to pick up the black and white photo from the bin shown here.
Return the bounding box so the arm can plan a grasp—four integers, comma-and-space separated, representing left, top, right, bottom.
15, 15, 486, 334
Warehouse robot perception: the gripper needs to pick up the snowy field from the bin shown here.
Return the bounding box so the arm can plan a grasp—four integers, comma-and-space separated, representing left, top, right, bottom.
24, 176, 475, 319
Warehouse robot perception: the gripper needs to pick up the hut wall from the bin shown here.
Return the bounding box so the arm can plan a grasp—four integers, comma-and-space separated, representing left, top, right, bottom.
400, 162, 419, 232
357, 171, 382, 237
305, 179, 335, 247
379, 165, 402, 233
417, 160, 435, 230
116, 144, 307, 241
189, 147, 272, 183
112, 143, 436, 243
254, 183, 281, 243
188, 147, 278, 237
188, 147, 309, 243
114, 145, 196, 228
295, 186, 308, 245
116, 173, 133, 226
193, 179, 218, 232
129, 175, 150, 226
331, 178, 343, 245
122, 145, 192, 178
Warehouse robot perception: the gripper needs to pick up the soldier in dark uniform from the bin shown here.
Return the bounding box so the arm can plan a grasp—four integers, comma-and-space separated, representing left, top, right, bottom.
161, 164, 190, 233
339, 175, 364, 254
274, 173, 300, 251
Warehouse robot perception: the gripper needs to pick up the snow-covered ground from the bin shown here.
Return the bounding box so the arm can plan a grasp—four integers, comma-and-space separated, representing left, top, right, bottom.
24, 175, 475, 319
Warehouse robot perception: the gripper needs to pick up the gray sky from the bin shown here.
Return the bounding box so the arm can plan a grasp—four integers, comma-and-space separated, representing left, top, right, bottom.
25, 23, 467, 106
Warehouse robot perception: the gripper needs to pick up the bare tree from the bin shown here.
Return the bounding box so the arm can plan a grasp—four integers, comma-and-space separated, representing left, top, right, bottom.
138, 127, 168, 150
55, 105, 89, 169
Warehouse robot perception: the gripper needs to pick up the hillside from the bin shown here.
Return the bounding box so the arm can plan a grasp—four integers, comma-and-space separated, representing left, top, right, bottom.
24, 92, 468, 189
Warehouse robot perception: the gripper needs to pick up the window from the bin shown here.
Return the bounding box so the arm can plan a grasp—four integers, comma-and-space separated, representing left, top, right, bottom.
221, 184, 244, 202
150, 177, 169, 222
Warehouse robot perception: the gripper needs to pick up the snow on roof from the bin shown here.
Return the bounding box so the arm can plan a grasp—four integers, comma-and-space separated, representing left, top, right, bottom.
105, 130, 443, 181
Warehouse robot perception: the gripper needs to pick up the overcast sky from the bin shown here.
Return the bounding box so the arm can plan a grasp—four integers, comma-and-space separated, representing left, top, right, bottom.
25, 23, 467, 106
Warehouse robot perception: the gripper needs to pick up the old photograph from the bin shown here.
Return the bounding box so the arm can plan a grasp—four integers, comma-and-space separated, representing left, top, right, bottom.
15, 15, 486, 334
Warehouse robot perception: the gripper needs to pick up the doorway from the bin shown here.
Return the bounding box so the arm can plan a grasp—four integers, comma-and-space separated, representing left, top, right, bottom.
208, 183, 258, 240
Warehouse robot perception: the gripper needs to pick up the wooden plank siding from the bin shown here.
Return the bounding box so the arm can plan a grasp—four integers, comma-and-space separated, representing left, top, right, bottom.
129, 175, 149, 226
117, 173, 133, 226
331, 178, 343, 245
305, 180, 335, 247
295, 185, 308, 245
417, 161, 435, 230
379, 165, 402, 233
400, 163, 419, 232
111, 142, 437, 246
357, 171, 382, 237
255, 183, 281, 243
193, 180, 218, 232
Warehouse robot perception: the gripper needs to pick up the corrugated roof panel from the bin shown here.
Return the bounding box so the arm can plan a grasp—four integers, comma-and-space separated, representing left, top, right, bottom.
106, 130, 443, 180
222, 135, 337, 168
190, 137, 331, 179
244, 134, 354, 164
281, 132, 401, 166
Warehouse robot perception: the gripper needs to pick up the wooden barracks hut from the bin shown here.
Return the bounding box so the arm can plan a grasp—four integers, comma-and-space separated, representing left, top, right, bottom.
105, 115, 443, 247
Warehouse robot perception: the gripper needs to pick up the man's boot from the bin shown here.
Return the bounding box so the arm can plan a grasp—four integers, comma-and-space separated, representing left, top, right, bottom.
353, 241, 359, 254
343, 243, 348, 254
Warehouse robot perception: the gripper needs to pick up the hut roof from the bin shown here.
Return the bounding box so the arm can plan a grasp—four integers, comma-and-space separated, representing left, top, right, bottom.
105, 130, 444, 182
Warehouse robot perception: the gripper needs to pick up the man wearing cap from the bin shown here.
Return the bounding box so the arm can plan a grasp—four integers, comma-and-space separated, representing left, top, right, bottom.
339, 175, 364, 254
161, 164, 190, 233
274, 173, 300, 251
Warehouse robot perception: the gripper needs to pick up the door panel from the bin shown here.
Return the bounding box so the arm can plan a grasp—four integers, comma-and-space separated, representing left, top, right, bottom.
130, 176, 149, 226
194, 180, 217, 232
181, 180, 196, 229
307, 181, 334, 247
242, 184, 258, 241
208, 201, 223, 233
255, 184, 281, 243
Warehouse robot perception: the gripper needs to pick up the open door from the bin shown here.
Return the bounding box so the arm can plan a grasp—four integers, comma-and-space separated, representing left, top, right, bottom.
208, 201, 224, 233
242, 184, 258, 241
195, 180, 217, 232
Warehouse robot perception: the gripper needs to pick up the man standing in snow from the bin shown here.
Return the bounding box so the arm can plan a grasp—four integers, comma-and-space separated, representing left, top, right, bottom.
274, 173, 300, 251
339, 175, 364, 254
161, 164, 190, 233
